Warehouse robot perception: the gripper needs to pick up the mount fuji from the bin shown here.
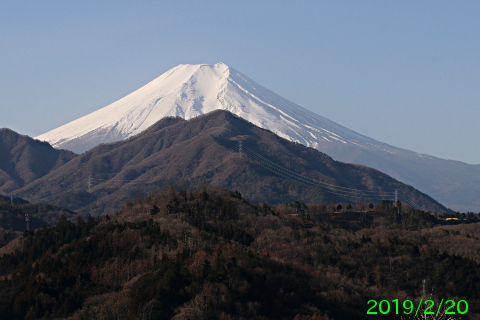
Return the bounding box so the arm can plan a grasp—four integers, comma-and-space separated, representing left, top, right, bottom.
36, 62, 480, 212
37, 62, 383, 154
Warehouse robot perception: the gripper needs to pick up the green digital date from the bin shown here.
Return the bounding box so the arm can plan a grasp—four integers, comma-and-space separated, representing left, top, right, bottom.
367, 299, 468, 316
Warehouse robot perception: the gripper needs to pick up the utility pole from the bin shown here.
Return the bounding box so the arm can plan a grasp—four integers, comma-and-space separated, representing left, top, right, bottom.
394, 189, 398, 203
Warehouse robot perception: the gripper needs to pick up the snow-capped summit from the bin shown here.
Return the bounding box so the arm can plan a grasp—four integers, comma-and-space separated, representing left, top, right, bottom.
36, 62, 386, 154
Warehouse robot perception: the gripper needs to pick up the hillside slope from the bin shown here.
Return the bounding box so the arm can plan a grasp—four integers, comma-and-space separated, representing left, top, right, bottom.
22, 110, 449, 214
35, 63, 480, 211
0, 187, 478, 319
0, 128, 77, 194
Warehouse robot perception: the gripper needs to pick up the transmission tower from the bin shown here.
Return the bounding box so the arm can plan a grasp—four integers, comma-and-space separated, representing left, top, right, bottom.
87, 175, 92, 193
25, 213, 30, 231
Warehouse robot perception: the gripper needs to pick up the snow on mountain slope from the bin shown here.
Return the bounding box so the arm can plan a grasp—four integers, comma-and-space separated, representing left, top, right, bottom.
36, 62, 480, 211
36, 63, 404, 156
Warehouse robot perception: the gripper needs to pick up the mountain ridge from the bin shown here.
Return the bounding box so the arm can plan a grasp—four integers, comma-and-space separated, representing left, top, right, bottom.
35, 63, 390, 154
34, 63, 480, 211
0, 128, 77, 193
21, 110, 449, 215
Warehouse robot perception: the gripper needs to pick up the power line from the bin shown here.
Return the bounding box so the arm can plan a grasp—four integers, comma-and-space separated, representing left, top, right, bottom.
242, 145, 395, 196
398, 194, 426, 211
234, 143, 432, 211
237, 144, 394, 202
9, 142, 428, 211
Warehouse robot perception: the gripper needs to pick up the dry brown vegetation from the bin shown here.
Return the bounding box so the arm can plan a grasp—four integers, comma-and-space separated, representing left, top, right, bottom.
14, 111, 448, 216
0, 186, 478, 319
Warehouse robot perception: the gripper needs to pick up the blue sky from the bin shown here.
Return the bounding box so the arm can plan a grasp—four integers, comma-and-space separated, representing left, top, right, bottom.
1, 1, 479, 164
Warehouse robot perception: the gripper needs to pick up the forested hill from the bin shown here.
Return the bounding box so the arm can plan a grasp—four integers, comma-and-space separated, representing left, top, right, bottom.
0, 186, 479, 319
0, 128, 77, 194
17, 110, 450, 215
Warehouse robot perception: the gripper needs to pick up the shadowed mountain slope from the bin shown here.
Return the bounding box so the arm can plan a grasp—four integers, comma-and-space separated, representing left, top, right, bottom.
35, 63, 480, 212
20, 110, 449, 215
0, 129, 77, 194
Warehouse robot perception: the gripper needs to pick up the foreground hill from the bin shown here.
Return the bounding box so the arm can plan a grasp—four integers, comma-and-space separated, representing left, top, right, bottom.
35, 62, 480, 212
19, 110, 448, 214
0, 128, 77, 194
0, 187, 478, 319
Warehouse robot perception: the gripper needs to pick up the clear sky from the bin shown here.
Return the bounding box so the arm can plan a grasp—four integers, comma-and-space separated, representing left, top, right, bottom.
1, 1, 479, 164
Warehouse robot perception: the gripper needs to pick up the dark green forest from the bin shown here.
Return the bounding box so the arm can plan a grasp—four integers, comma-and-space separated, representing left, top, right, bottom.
0, 187, 479, 319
